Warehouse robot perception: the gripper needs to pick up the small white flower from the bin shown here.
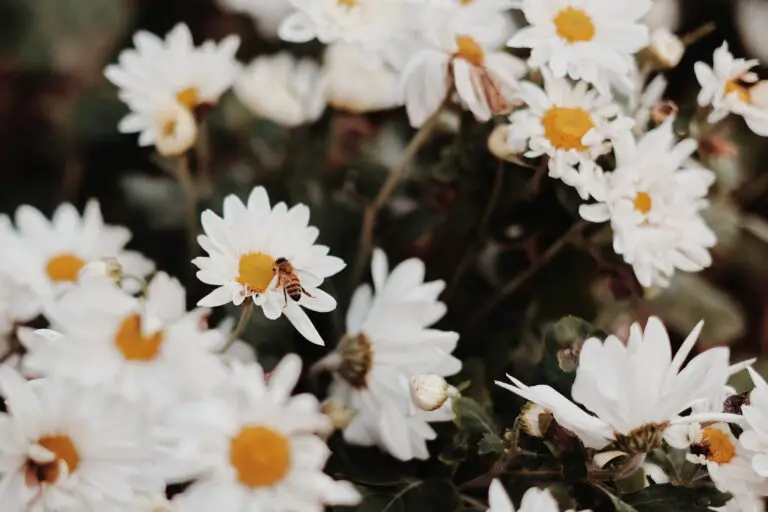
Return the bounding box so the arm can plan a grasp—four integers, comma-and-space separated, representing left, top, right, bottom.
324, 43, 402, 113
631, 74, 668, 132
322, 248, 461, 461
23, 272, 226, 408
410, 374, 457, 412
738, 367, 768, 478
216, 0, 295, 38
520, 402, 551, 438
0, 200, 154, 317
234, 53, 327, 127
648, 28, 684, 69
279, 0, 406, 45
104, 23, 240, 149
506, 71, 634, 195
193, 186, 345, 346
508, 0, 651, 92
426, 0, 519, 48
158, 355, 361, 511
489, 479, 589, 512
497, 317, 736, 451
0, 367, 160, 511
402, 29, 526, 126
578, 120, 716, 288
694, 42, 768, 136
153, 101, 199, 157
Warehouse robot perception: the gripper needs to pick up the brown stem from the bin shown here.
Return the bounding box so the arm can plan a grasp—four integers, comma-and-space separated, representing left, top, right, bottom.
468, 220, 588, 328
220, 301, 254, 354
349, 97, 451, 288
681, 21, 716, 47
176, 154, 198, 261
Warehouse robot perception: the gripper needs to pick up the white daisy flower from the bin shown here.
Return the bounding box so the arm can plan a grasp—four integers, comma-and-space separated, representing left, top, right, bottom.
496, 316, 736, 451
319, 248, 461, 461
234, 53, 327, 128
738, 367, 768, 478
508, 0, 651, 93
104, 23, 240, 151
22, 272, 226, 408
0, 367, 160, 511
402, 27, 526, 126
506, 71, 634, 194
694, 42, 768, 137
278, 0, 407, 45
489, 479, 589, 512
324, 43, 403, 114
426, 0, 519, 48
578, 120, 716, 288
158, 355, 361, 511
631, 74, 668, 133
192, 186, 345, 346
216, 0, 296, 38
0, 200, 153, 318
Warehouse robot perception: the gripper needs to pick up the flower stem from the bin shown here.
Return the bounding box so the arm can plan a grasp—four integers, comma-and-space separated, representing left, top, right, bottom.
681, 21, 715, 47
176, 154, 198, 261
349, 99, 450, 289
220, 301, 254, 354
468, 220, 588, 329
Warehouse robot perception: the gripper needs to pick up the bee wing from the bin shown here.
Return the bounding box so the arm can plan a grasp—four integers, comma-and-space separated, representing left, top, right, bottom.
296, 269, 322, 288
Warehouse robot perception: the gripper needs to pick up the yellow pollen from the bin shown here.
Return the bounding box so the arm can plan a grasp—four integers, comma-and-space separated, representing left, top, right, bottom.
161, 117, 178, 137
460, 0, 476, 4
237, 252, 276, 293
45, 253, 85, 282
455, 35, 485, 67
337, 0, 358, 6
230, 426, 291, 488
554, 7, 596, 43
724, 80, 751, 103
34, 435, 80, 483
701, 426, 736, 464
541, 107, 595, 151
114, 314, 164, 362
176, 87, 200, 110
633, 192, 652, 214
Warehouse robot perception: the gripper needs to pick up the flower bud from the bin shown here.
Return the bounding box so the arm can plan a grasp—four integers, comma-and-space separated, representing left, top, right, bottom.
154, 102, 198, 157
520, 402, 552, 438
78, 257, 123, 284
409, 374, 456, 412
487, 124, 527, 161
648, 28, 684, 69
650, 100, 678, 126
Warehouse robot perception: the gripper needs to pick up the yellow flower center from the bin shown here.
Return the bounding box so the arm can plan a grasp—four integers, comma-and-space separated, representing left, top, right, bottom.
229, 426, 291, 488
554, 7, 596, 43
541, 107, 595, 151
28, 435, 80, 484
701, 426, 736, 464
114, 314, 164, 362
724, 80, 751, 103
460, 0, 476, 4
337, 0, 358, 6
455, 35, 485, 67
46, 253, 85, 282
176, 87, 200, 111
633, 192, 652, 214
237, 252, 276, 294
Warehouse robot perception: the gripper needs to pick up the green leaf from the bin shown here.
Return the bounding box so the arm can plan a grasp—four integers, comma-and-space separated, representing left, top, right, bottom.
477, 433, 505, 455
538, 316, 605, 394
592, 483, 638, 512
452, 397, 499, 436
622, 484, 732, 511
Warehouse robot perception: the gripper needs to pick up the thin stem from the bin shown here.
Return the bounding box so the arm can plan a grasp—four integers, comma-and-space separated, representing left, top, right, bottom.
176, 154, 198, 261
681, 21, 716, 47
349, 98, 450, 288
381, 480, 424, 512
459, 493, 487, 509
195, 121, 211, 188
468, 221, 588, 328
220, 302, 254, 354
459, 450, 516, 490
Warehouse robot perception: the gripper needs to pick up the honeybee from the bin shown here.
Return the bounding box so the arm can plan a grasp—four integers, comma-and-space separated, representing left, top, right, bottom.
273, 257, 313, 304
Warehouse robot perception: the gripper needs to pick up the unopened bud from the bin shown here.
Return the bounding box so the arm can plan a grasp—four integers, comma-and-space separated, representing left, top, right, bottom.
155, 102, 198, 157
648, 28, 685, 69
749, 80, 768, 109
520, 402, 552, 438
487, 124, 527, 162
321, 400, 357, 430
78, 257, 123, 283
409, 374, 457, 412
650, 100, 679, 126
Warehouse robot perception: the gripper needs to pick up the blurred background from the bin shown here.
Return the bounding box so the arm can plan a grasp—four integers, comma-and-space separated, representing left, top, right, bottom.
1, 0, 768, 389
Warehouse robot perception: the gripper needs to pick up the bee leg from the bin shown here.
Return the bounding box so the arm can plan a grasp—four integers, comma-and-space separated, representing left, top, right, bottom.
283, 287, 289, 307
302, 287, 313, 298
